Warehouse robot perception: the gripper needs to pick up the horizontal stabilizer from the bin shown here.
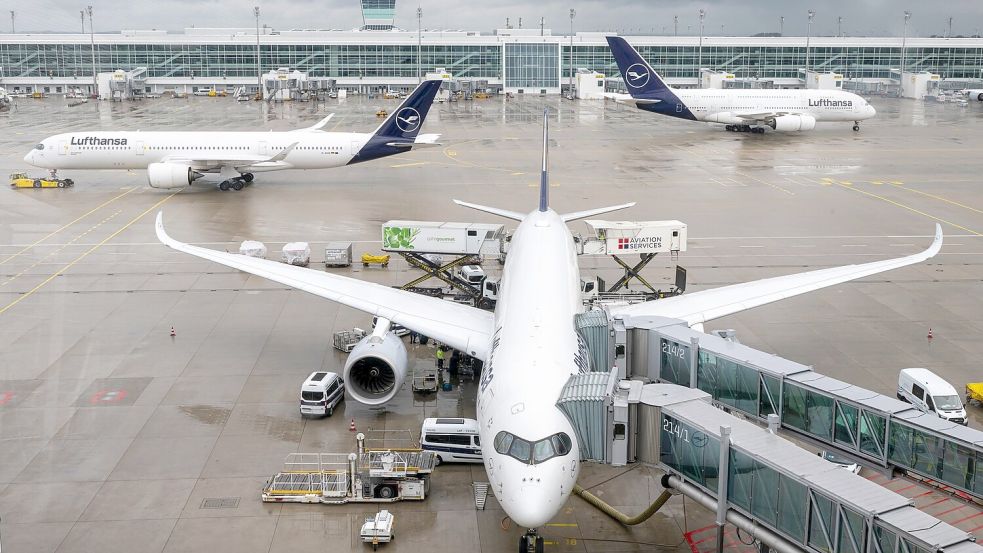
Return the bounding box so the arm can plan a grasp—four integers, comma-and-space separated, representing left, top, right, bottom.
453, 200, 525, 221
561, 202, 636, 222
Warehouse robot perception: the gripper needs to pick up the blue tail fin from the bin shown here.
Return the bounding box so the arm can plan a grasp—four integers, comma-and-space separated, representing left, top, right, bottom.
605, 36, 674, 98
350, 79, 442, 164
605, 36, 696, 120
539, 108, 549, 212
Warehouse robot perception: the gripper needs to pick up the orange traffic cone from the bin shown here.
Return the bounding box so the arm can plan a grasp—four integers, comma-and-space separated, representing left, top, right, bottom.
927, 328, 933, 340
170, 326, 176, 337
349, 418, 357, 432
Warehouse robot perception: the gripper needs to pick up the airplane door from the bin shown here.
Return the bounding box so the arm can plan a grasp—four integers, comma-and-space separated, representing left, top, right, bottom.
258, 141, 268, 155
676, 103, 683, 113
58, 140, 68, 155
135, 141, 145, 156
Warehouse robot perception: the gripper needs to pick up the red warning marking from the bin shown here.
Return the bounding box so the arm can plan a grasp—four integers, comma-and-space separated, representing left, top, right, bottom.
0, 391, 14, 405
90, 389, 128, 404
952, 510, 983, 525
935, 503, 968, 517
684, 524, 757, 553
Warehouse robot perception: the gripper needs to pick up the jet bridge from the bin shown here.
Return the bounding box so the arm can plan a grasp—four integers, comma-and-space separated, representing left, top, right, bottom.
629, 382, 983, 553
572, 311, 983, 504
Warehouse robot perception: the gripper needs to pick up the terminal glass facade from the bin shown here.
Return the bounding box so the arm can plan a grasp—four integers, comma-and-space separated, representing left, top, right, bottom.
659, 338, 690, 386
504, 42, 559, 90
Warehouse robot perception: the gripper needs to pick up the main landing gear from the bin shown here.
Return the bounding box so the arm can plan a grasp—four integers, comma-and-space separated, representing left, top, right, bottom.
218, 173, 254, 192
852, 122, 861, 132
725, 124, 765, 134
519, 530, 544, 553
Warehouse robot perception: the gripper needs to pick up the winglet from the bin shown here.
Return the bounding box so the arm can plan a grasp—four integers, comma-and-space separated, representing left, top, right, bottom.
305, 113, 335, 131
539, 108, 549, 212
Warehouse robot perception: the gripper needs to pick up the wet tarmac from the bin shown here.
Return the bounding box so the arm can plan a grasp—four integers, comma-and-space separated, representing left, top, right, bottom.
1, 93, 983, 552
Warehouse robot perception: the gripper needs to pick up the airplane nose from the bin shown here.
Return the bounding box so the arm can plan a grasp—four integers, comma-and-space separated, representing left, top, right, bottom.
505, 486, 557, 529
868, 105, 877, 118
23, 150, 35, 166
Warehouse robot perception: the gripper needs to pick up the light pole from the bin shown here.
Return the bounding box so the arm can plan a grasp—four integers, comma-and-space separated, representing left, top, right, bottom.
254, 7, 261, 92
9, 11, 13, 34
901, 10, 911, 78
780, 16, 784, 36
417, 7, 422, 84
80, 10, 85, 34
87, 6, 96, 94
838, 16, 843, 37
805, 10, 815, 72
673, 15, 678, 37
698, 9, 705, 74
568, 8, 575, 99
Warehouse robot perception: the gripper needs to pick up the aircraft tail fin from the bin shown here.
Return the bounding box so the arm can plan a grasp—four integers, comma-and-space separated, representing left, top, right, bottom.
605, 36, 675, 99
371, 80, 443, 140
539, 108, 550, 212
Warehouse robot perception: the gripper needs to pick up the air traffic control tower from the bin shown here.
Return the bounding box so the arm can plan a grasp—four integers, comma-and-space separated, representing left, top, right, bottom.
360, 0, 396, 30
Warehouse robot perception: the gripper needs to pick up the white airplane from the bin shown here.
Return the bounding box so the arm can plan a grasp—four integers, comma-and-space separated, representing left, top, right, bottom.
156, 111, 941, 553
23, 80, 443, 191
606, 36, 877, 133
959, 89, 983, 101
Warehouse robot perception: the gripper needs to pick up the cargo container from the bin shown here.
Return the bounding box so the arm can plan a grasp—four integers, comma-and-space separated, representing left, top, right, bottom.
382, 221, 505, 256
324, 241, 353, 267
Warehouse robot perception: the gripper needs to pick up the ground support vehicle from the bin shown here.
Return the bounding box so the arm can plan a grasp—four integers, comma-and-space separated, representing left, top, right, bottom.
10, 172, 73, 188
262, 449, 436, 505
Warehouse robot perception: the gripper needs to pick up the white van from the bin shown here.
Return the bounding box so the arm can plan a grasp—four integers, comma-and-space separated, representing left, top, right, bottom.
457, 265, 486, 285
299, 371, 345, 417
897, 368, 967, 425
420, 417, 482, 464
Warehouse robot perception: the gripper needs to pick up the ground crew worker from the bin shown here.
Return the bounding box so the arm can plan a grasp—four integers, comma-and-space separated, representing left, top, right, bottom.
436, 346, 446, 369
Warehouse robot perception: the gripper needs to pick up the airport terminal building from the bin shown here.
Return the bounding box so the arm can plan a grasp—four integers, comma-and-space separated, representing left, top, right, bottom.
2, 27, 983, 95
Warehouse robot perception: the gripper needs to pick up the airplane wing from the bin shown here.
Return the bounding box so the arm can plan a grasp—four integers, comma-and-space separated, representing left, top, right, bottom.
155, 212, 494, 358
609, 225, 942, 326
163, 143, 299, 171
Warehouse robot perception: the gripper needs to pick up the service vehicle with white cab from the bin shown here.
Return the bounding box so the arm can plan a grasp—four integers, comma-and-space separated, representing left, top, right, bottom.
299, 371, 345, 417
897, 368, 968, 425
420, 418, 483, 464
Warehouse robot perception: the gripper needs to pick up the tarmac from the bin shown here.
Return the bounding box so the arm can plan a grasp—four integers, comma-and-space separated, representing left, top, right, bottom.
1, 92, 982, 552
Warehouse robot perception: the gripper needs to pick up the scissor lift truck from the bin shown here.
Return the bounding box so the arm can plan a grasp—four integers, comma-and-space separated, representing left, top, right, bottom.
262, 448, 436, 505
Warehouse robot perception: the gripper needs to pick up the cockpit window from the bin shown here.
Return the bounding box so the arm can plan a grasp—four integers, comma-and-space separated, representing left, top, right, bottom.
494, 431, 573, 465
34, 143, 45, 150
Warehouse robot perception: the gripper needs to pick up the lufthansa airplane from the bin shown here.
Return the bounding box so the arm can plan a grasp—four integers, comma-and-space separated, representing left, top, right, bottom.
606, 36, 877, 133
24, 80, 443, 191
156, 111, 940, 553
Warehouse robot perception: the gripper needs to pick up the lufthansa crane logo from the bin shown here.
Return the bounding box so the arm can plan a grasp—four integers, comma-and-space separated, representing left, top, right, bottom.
395, 107, 422, 133
625, 63, 650, 89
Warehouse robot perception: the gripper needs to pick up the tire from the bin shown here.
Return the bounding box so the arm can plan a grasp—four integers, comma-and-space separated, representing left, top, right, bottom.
434, 455, 442, 466
33, 180, 41, 188
64, 179, 74, 187
853, 125, 860, 132
519, 536, 529, 553
57, 181, 65, 188
535, 537, 544, 553
219, 181, 230, 191
232, 180, 244, 191
326, 406, 333, 417
376, 485, 396, 499
977, 93, 983, 102
243, 173, 255, 183
363, 262, 369, 267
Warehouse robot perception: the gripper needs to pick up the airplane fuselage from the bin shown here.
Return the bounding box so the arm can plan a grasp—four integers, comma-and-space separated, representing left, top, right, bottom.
644, 88, 876, 123
477, 208, 583, 529
24, 131, 370, 172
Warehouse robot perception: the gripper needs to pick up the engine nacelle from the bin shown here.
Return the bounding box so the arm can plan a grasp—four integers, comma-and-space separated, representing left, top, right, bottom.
147, 162, 202, 189
343, 332, 407, 405
769, 114, 817, 132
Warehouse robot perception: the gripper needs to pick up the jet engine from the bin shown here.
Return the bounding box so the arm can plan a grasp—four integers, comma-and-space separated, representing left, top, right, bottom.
343, 331, 408, 405
147, 162, 203, 189
769, 114, 817, 132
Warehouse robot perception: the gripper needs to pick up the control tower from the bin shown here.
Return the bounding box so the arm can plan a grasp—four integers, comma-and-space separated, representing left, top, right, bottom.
360, 0, 396, 30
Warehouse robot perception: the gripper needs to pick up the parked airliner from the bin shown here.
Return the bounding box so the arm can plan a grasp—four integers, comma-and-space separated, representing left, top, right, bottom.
960, 89, 983, 101
24, 79, 442, 191
606, 36, 876, 133
156, 111, 940, 553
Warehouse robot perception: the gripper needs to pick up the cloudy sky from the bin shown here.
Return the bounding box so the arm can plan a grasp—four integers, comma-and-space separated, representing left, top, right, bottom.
8, 0, 983, 37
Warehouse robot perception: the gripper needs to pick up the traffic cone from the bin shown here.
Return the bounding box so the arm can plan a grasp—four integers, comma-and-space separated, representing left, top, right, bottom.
349, 418, 357, 432
927, 328, 933, 340
170, 326, 176, 337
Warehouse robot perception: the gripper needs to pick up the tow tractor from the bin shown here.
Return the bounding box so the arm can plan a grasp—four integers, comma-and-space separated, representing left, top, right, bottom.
10, 172, 74, 188
360, 510, 395, 550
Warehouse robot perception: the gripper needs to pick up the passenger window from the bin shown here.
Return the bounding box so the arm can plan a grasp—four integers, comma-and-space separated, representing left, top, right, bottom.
912, 383, 925, 400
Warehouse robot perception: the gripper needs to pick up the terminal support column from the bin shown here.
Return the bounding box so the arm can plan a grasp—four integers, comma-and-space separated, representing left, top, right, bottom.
715, 425, 732, 553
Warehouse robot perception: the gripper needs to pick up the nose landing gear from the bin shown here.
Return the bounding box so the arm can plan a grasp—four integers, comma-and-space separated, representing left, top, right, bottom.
520, 531, 544, 553
852, 122, 861, 132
